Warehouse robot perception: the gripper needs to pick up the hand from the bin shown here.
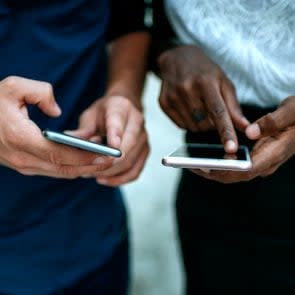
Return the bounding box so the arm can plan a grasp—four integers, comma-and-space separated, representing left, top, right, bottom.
191, 96, 295, 183
0, 76, 113, 178
69, 95, 150, 186
158, 45, 250, 153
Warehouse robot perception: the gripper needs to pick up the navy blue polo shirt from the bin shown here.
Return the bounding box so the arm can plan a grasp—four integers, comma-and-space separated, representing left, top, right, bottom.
0, 0, 146, 294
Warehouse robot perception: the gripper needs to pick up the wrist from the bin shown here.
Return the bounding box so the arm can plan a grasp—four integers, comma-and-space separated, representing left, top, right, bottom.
105, 84, 143, 111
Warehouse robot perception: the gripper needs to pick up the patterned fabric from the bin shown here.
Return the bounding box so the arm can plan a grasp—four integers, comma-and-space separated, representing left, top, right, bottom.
165, 0, 295, 107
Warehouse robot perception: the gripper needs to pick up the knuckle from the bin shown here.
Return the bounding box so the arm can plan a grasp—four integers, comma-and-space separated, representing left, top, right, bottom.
136, 113, 144, 126
129, 170, 139, 182
195, 74, 211, 86
123, 156, 133, 170
259, 113, 278, 134
9, 155, 27, 171
48, 150, 63, 165
80, 109, 91, 121
157, 51, 169, 68
18, 169, 34, 176
128, 137, 137, 150
209, 105, 226, 118
116, 96, 130, 108
3, 76, 19, 89
167, 91, 179, 104
159, 96, 169, 110
94, 162, 111, 172
225, 79, 236, 92
275, 150, 286, 164
57, 166, 78, 179
143, 132, 149, 145
43, 82, 54, 98
281, 96, 294, 106
5, 131, 19, 147
245, 171, 255, 181
181, 79, 193, 92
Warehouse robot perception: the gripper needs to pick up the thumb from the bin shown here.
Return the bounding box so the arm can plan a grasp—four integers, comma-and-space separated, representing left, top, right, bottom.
66, 104, 99, 139
6, 76, 62, 117
246, 97, 295, 140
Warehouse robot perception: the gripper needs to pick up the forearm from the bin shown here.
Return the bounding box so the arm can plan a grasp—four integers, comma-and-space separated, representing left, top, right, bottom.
105, 32, 151, 110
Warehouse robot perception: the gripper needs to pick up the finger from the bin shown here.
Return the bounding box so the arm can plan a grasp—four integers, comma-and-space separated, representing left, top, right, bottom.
221, 80, 250, 130
6, 151, 113, 179
64, 129, 97, 139
177, 83, 211, 132
165, 90, 195, 130
260, 164, 280, 177
159, 82, 187, 129
97, 127, 147, 177
201, 83, 238, 153
5, 76, 62, 117
249, 143, 278, 175
105, 97, 130, 148
191, 168, 252, 184
78, 106, 99, 133
96, 146, 149, 186
246, 98, 295, 139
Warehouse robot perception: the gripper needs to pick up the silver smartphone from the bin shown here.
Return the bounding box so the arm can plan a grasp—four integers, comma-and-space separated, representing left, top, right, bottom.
162, 143, 252, 171
43, 130, 122, 157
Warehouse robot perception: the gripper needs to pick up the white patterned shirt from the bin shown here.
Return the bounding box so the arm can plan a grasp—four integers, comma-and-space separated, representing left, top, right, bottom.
164, 0, 295, 107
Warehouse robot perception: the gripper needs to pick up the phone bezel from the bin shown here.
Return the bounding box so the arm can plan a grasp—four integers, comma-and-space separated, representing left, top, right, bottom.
43, 130, 122, 157
162, 143, 252, 171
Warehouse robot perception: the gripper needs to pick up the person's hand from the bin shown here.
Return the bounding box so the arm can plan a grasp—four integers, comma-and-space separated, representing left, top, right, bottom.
191, 96, 295, 183
158, 45, 250, 153
0, 76, 113, 178
68, 95, 150, 186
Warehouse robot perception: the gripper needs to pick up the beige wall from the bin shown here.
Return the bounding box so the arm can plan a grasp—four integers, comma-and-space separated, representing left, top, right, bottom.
122, 74, 185, 295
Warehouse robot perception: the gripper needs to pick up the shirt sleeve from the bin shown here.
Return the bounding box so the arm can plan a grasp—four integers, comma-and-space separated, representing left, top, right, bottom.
107, 0, 149, 42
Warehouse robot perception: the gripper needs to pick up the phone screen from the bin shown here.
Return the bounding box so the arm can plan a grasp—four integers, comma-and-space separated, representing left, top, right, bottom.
183, 145, 247, 160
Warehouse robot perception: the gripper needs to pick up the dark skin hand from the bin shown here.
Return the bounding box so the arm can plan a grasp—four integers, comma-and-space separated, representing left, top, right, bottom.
157, 45, 250, 153
193, 96, 295, 183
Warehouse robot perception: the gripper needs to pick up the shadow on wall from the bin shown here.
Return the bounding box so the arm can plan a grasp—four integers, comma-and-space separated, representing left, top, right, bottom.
122, 73, 185, 295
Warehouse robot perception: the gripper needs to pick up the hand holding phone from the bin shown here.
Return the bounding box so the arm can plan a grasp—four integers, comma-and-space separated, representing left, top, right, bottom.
162, 143, 252, 171
43, 130, 122, 157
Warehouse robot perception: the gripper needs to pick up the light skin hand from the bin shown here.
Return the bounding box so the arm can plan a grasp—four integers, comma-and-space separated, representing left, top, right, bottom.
191, 96, 295, 183
157, 45, 250, 153
67, 32, 151, 186
68, 95, 150, 186
0, 76, 113, 179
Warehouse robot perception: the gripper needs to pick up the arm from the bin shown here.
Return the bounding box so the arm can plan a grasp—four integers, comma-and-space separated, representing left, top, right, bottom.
105, 31, 151, 111
106, 0, 151, 110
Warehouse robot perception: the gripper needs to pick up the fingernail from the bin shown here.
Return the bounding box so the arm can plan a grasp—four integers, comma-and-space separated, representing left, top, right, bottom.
241, 117, 250, 126
225, 140, 237, 153
63, 130, 74, 135
92, 157, 106, 165
96, 178, 108, 185
54, 104, 62, 116
200, 168, 211, 173
247, 123, 261, 139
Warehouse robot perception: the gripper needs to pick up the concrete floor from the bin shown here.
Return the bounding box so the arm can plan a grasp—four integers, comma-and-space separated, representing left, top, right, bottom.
122, 74, 185, 295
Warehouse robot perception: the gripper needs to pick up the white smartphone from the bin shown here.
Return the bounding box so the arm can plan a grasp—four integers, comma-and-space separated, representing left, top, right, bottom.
162, 143, 252, 171
43, 130, 122, 157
